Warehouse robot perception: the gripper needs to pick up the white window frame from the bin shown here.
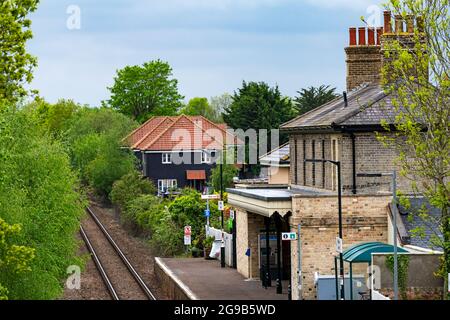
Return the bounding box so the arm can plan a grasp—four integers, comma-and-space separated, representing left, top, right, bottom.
201, 150, 212, 164
162, 153, 172, 164
158, 179, 177, 193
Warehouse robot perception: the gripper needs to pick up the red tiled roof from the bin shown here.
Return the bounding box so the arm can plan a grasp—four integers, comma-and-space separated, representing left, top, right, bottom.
124, 115, 242, 151
186, 170, 206, 180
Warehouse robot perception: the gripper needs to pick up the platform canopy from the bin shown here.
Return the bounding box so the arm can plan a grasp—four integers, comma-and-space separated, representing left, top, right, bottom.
341, 242, 408, 263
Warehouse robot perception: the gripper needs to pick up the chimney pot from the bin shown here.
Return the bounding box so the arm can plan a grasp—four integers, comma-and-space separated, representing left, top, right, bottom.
358, 27, 366, 45
406, 15, 414, 33
368, 28, 375, 45
395, 15, 404, 33
376, 27, 383, 45
384, 11, 392, 33
349, 27, 357, 46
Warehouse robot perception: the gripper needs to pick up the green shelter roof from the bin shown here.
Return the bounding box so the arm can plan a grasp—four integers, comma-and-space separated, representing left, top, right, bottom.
340, 242, 408, 263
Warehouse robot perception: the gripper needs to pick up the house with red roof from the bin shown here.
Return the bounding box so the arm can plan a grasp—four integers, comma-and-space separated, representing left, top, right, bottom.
124, 114, 240, 194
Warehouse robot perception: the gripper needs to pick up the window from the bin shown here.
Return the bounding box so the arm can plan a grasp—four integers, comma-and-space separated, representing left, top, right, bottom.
322, 140, 326, 188
331, 139, 338, 191
162, 153, 172, 164
201, 150, 211, 164
312, 140, 316, 186
303, 140, 306, 185
158, 179, 177, 193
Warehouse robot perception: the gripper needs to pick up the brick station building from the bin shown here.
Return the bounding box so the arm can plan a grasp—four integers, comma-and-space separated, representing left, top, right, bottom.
227, 11, 424, 300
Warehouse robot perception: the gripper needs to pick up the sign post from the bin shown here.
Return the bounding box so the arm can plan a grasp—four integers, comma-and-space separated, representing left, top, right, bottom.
184, 226, 192, 247
282, 232, 298, 241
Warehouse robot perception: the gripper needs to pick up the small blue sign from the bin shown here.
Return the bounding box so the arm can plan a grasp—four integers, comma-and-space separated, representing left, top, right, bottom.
204, 209, 210, 217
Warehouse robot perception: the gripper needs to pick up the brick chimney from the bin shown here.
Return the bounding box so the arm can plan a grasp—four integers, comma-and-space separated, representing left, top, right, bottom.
345, 11, 425, 91
345, 26, 383, 91
380, 11, 427, 83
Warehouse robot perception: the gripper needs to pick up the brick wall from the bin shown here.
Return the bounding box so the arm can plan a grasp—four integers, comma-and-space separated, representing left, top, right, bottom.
290, 132, 410, 195
236, 209, 265, 278
345, 45, 382, 91
290, 194, 390, 300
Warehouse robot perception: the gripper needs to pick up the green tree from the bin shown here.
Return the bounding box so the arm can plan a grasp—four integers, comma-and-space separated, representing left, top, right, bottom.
378, 0, 450, 298
0, 106, 85, 299
0, 219, 35, 300
26, 98, 81, 138
0, 0, 39, 102
64, 107, 138, 196
106, 60, 184, 122
209, 164, 239, 192
179, 97, 218, 122
223, 81, 294, 175
293, 85, 338, 116
210, 93, 232, 123
110, 171, 156, 210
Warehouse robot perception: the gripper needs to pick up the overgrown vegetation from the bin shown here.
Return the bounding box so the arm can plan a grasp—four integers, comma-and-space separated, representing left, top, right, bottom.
112, 178, 221, 256
0, 0, 39, 102
0, 219, 35, 300
386, 254, 410, 300
110, 171, 156, 211
379, 0, 450, 298
0, 106, 86, 299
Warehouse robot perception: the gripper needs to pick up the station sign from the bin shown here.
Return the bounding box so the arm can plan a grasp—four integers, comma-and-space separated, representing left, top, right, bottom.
282, 232, 297, 241
201, 194, 220, 200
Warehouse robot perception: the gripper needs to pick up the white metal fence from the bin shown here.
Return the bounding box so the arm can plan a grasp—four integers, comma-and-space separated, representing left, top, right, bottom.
206, 226, 233, 267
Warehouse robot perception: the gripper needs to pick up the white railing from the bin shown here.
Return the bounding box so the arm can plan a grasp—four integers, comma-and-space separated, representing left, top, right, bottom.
206, 226, 233, 267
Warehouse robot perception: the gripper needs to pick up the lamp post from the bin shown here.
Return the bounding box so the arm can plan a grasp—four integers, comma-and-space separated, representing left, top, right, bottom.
356, 171, 398, 300
304, 159, 345, 300
220, 158, 225, 268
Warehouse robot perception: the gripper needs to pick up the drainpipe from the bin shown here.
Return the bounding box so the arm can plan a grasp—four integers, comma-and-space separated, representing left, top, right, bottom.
350, 133, 357, 195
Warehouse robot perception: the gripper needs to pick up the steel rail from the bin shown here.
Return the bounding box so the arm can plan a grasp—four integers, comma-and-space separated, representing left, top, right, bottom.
80, 225, 120, 300
86, 206, 157, 300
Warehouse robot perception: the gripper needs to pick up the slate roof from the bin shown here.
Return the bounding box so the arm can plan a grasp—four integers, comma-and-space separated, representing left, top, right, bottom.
259, 143, 290, 167
123, 115, 242, 151
281, 83, 395, 132
398, 197, 443, 250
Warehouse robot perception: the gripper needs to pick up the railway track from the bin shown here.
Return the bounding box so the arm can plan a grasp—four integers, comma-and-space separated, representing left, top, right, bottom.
80, 206, 157, 300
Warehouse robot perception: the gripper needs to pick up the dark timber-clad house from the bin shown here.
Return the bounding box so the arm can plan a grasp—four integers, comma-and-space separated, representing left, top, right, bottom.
124, 114, 240, 194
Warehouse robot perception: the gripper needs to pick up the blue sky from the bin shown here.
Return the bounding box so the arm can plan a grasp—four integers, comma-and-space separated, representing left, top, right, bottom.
28, 0, 384, 107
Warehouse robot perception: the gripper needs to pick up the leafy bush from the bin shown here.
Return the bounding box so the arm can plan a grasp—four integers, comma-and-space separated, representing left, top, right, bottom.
0, 219, 35, 300
0, 107, 85, 299
122, 194, 165, 234
64, 107, 138, 196
209, 164, 239, 192
111, 172, 156, 210
149, 207, 185, 256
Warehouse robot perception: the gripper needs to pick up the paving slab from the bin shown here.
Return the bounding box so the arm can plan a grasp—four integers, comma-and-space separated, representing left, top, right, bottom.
156, 257, 289, 300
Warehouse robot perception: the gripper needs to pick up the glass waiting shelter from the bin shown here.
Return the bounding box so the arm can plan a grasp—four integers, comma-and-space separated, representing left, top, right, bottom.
334, 242, 408, 300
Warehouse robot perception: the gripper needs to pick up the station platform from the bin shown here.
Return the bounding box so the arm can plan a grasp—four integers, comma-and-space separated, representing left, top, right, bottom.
155, 257, 289, 300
